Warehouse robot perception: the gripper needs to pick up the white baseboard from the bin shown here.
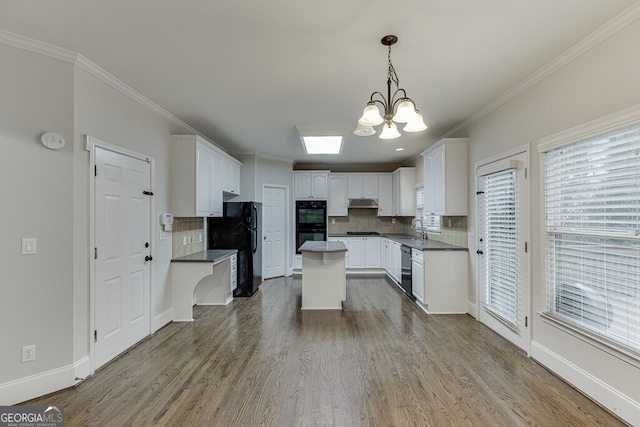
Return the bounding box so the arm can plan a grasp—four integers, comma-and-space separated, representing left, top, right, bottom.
153, 308, 173, 333
531, 341, 640, 426
73, 356, 91, 383
467, 301, 478, 319
0, 363, 76, 405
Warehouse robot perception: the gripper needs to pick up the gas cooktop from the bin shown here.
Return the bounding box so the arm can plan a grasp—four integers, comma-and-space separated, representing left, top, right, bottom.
346, 231, 380, 236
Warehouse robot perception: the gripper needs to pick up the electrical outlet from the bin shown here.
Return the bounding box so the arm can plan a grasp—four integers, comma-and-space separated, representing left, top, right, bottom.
21, 345, 36, 363
188, 235, 193, 244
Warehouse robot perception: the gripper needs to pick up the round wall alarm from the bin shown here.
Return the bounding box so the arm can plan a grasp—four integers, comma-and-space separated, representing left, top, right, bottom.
41, 132, 66, 150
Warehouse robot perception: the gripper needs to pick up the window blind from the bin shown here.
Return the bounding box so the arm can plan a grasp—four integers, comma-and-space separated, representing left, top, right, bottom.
542, 123, 640, 354
478, 169, 519, 328
415, 187, 440, 233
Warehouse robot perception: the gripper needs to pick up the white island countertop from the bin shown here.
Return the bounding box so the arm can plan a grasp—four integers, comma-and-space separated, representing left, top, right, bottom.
299, 241, 347, 253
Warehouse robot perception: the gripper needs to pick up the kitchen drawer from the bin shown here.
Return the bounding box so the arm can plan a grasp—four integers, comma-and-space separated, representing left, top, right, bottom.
411, 248, 423, 263
230, 253, 238, 291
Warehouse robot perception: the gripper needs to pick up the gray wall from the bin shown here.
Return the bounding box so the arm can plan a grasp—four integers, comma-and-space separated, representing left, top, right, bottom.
0, 43, 75, 388
454, 15, 640, 417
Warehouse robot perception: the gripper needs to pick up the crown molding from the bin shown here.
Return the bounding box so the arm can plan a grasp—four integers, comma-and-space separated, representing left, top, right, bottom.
444, 1, 640, 138
0, 29, 204, 139
235, 151, 295, 164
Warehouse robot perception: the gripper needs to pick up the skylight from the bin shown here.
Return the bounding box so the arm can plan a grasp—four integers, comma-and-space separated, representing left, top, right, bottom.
301, 136, 343, 155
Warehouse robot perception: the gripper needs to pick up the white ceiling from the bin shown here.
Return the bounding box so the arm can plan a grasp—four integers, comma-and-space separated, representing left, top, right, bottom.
0, 0, 636, 165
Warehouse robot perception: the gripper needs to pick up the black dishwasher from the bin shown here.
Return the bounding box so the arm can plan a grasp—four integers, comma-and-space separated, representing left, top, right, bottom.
401, 245, 416, 301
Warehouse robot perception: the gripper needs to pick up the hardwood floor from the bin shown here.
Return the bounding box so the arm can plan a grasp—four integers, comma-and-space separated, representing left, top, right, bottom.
25, 276, 624, 426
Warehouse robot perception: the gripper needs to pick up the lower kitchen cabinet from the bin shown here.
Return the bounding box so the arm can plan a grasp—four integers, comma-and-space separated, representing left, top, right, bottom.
345, 237, 380, 269
411, 249, 424, 303
417, 250, 468, 314
386, 240, 402, 284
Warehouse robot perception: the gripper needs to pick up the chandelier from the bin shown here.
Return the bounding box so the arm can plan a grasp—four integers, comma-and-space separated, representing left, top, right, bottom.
354, 35, 427, 140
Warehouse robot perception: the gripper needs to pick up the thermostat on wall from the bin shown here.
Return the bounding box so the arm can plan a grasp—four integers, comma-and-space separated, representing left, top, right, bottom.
41, 132, 65, 150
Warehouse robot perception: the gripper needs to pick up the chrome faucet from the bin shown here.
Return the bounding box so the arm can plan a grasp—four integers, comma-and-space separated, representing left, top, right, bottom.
412, 218, 427, 240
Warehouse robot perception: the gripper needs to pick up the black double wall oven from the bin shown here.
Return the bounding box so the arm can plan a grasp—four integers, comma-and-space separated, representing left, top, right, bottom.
296, 200, 327, 253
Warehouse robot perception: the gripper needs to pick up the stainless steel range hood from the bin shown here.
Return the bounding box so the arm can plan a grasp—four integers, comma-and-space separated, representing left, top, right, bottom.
348, 198, 379, 209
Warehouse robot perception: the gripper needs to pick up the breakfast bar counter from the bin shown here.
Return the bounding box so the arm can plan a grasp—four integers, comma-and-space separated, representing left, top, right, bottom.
171, 249, 238, 321
299, 241, 348, 310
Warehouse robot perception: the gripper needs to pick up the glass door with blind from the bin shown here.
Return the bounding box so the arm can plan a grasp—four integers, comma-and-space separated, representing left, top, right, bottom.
476, 151, 530, 353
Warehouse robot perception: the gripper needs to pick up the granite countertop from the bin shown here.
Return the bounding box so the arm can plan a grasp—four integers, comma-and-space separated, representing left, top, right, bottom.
299, 241, 348, 253
328, 233, 467, 251
171, 249, 238, 263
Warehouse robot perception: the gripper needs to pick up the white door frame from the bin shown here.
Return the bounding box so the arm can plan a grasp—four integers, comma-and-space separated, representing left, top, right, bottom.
261, 183, 290, 278
85, 134, 156, 374
474, 143, 531, 355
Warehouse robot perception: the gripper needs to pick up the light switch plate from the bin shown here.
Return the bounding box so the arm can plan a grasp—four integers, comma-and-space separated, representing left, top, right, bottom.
22, 238, 37, 255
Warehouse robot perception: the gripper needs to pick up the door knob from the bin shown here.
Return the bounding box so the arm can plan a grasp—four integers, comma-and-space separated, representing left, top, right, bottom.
476, 250, 483, 255
264, 236, 267, 240
145, 255, 153, 262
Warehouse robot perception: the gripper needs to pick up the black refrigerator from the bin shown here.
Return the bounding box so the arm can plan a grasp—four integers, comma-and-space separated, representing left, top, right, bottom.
207, 202, 262, 297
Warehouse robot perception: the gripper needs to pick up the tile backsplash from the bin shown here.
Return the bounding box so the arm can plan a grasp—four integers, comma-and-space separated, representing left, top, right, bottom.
172, 217, 205, 258
329, 209, 468, 248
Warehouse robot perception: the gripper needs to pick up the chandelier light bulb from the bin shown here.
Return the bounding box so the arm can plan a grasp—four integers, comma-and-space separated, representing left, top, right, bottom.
379, 122, 401, 139
359, 103, 384, 126
403, 112, 428, 133
392, 99, 417, 123
353, 121, 376, 136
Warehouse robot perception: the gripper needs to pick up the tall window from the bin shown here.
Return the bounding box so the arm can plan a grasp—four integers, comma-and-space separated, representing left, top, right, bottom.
415, 187, 440, 233
541, 123, 640, 355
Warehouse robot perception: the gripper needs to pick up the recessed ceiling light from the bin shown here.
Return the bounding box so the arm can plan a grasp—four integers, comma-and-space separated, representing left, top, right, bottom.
395, 147, 404, 151
301, 136, 343, 155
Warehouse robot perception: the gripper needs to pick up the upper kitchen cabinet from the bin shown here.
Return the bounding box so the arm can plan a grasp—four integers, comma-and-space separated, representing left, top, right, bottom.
170, 135, 241, 217
328, 174, 348, 216
422, 138, 468, 216
347, 174, 378, 199
294, 171, 329, 199
392, 167, 416, 216
377, 174, 393, 217
222, 156, 241, 196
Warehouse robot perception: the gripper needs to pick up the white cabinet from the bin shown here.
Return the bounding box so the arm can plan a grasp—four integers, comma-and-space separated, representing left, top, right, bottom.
422, 138, 468, 216
171, 135, 237, 217
422, 250, 468, 314
347, 174, 378, 199
377, 174, 393, 216
411, 249, 424, 303
328, 174, 348, 216
387, 240, 402, 283
364, 237, 381, 268
392, 167, 416, 216
347, 237, 365, 268
382, 238, 390, 272
294, 171, 328, 199
222, 156, 241, 196
230, 253, 238, 292
346, 236, 380, 269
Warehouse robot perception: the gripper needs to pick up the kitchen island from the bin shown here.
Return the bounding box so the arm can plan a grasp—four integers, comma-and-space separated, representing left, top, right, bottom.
171, 249, 238, 321
299, 241, 348, 310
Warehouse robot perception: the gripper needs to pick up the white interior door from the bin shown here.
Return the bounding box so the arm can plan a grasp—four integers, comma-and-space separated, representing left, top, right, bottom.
476, 152, 530, 353
94, 147, 151, 368
262, 186, 286, 279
